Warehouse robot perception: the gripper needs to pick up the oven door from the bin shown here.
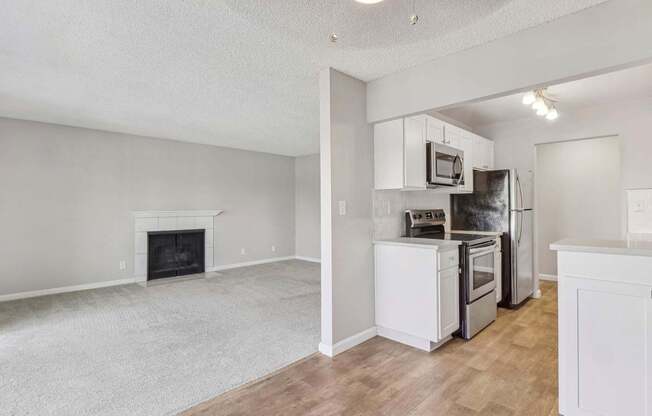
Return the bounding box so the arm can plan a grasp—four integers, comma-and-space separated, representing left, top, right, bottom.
426, 142, 464, 187
467, 241, 497, 302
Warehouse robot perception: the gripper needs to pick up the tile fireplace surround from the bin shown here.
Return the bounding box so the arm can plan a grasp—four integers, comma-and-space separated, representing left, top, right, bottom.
133, 210, 223, 281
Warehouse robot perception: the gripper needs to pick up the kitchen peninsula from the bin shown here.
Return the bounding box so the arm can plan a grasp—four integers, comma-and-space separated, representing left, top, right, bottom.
551, 238, 652, 416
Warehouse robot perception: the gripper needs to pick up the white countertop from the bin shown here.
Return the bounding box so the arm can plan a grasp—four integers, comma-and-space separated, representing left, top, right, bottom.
550, 238, 652, 257
373, 238, 461, 250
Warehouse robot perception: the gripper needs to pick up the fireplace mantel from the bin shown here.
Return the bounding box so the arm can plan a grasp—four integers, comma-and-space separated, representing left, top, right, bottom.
133, 210, 224, 281
133, 210, 223, 218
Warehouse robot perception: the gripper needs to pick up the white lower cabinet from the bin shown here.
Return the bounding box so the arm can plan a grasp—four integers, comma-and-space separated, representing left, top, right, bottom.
438, 266, 460, 339
556, 251, 652, 416
374, 243, 460, 352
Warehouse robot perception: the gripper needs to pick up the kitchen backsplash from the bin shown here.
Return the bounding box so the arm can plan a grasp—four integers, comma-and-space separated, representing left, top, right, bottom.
373, 190, 451, 240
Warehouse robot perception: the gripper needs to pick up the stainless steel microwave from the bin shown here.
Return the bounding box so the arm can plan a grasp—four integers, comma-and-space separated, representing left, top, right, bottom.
426, 141, 465, 187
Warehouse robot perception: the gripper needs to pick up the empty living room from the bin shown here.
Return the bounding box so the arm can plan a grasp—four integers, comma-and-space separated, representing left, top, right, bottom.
3, 1, 652, 415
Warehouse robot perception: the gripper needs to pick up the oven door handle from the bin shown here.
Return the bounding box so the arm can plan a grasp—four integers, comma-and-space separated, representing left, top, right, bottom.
468, 241, 497, 254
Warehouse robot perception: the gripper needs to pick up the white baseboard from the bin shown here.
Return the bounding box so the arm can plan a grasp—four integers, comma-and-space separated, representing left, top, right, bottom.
4, 255, 313, 303
539, 273, 558, 282
209, 256, 296, 271
377, 326, 451, 352
0, 278, 137, 303
319, 327, 377, 357
294, 256, 321, 263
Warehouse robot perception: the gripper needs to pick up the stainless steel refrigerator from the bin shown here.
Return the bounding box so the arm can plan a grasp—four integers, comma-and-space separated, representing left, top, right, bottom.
451, 169, 534, 307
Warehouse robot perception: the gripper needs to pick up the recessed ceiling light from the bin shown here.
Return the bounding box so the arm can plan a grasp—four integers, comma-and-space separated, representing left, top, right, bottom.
355, 0, 384, 4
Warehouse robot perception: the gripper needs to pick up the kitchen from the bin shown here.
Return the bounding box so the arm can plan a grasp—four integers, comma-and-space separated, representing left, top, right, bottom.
373, 111, 528, 350
369, 62, 652, 415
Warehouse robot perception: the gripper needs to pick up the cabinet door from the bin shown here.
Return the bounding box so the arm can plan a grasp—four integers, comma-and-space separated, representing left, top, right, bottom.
438, 266, 460, 340
374, 119, 404, 190
375, 245, 438, 341
472, 135, 492, 170
486, 140, 494, 169
403, 116, 427, 189
444, 124, 464, 148
472, 134, 484, 169
559, 277, 652, 416
425, 116, 445, 144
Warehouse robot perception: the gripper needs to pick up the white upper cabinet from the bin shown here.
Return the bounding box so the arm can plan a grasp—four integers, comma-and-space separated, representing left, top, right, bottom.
425, 116, 445, 144
373, 115, 494, 192
443, 123, 464, 148
404, 116, 427, 189
472, 134, 495, 170
373, 117, 426, 190
487, 140, 494, 169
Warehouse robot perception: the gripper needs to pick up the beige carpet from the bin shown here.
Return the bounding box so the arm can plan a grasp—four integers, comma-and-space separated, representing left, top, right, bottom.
0, 260, 320, 416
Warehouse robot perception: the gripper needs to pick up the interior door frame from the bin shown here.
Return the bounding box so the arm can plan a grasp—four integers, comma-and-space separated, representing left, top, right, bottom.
532, 134, 623, 296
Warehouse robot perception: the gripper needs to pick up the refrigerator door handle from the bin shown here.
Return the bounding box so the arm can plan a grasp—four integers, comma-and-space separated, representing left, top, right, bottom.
518, 211, 523, 244
516, 174, 524, 211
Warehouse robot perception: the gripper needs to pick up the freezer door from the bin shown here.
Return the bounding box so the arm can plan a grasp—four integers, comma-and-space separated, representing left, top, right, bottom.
510, 209, 534, 305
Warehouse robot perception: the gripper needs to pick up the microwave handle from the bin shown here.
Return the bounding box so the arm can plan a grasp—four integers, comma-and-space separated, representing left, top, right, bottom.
426, 141, 434, 184
454, 154, 464, 185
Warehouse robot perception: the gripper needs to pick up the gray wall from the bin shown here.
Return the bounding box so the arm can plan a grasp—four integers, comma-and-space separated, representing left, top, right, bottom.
294, 154, 320, 260
535, 137, 621, 276
481, 97, 652, 224
320, 68, 374, 348
0, 117, 295, 296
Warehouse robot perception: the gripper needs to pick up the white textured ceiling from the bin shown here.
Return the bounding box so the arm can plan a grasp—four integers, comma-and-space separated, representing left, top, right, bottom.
0, 0, 608, 156
440, 62, 652, 128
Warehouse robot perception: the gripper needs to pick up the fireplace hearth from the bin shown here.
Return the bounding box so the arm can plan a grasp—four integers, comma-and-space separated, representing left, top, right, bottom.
147, 229, 205, 280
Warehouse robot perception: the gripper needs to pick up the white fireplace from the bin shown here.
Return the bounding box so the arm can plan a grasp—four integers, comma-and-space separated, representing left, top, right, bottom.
133, 210, 223, 281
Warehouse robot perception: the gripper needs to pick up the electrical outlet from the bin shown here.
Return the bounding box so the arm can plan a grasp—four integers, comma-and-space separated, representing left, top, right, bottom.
271, 245, 276, 252
240, 248, 246, 255
338, 200, 346, 216
119, 260, 126, 271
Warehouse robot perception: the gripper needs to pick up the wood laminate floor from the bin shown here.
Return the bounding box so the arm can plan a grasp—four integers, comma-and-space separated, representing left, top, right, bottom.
183, 282, 558, 416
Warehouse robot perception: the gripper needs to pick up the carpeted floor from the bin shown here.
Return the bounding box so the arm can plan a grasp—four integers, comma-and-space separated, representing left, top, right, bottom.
0, 260, 320, 416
